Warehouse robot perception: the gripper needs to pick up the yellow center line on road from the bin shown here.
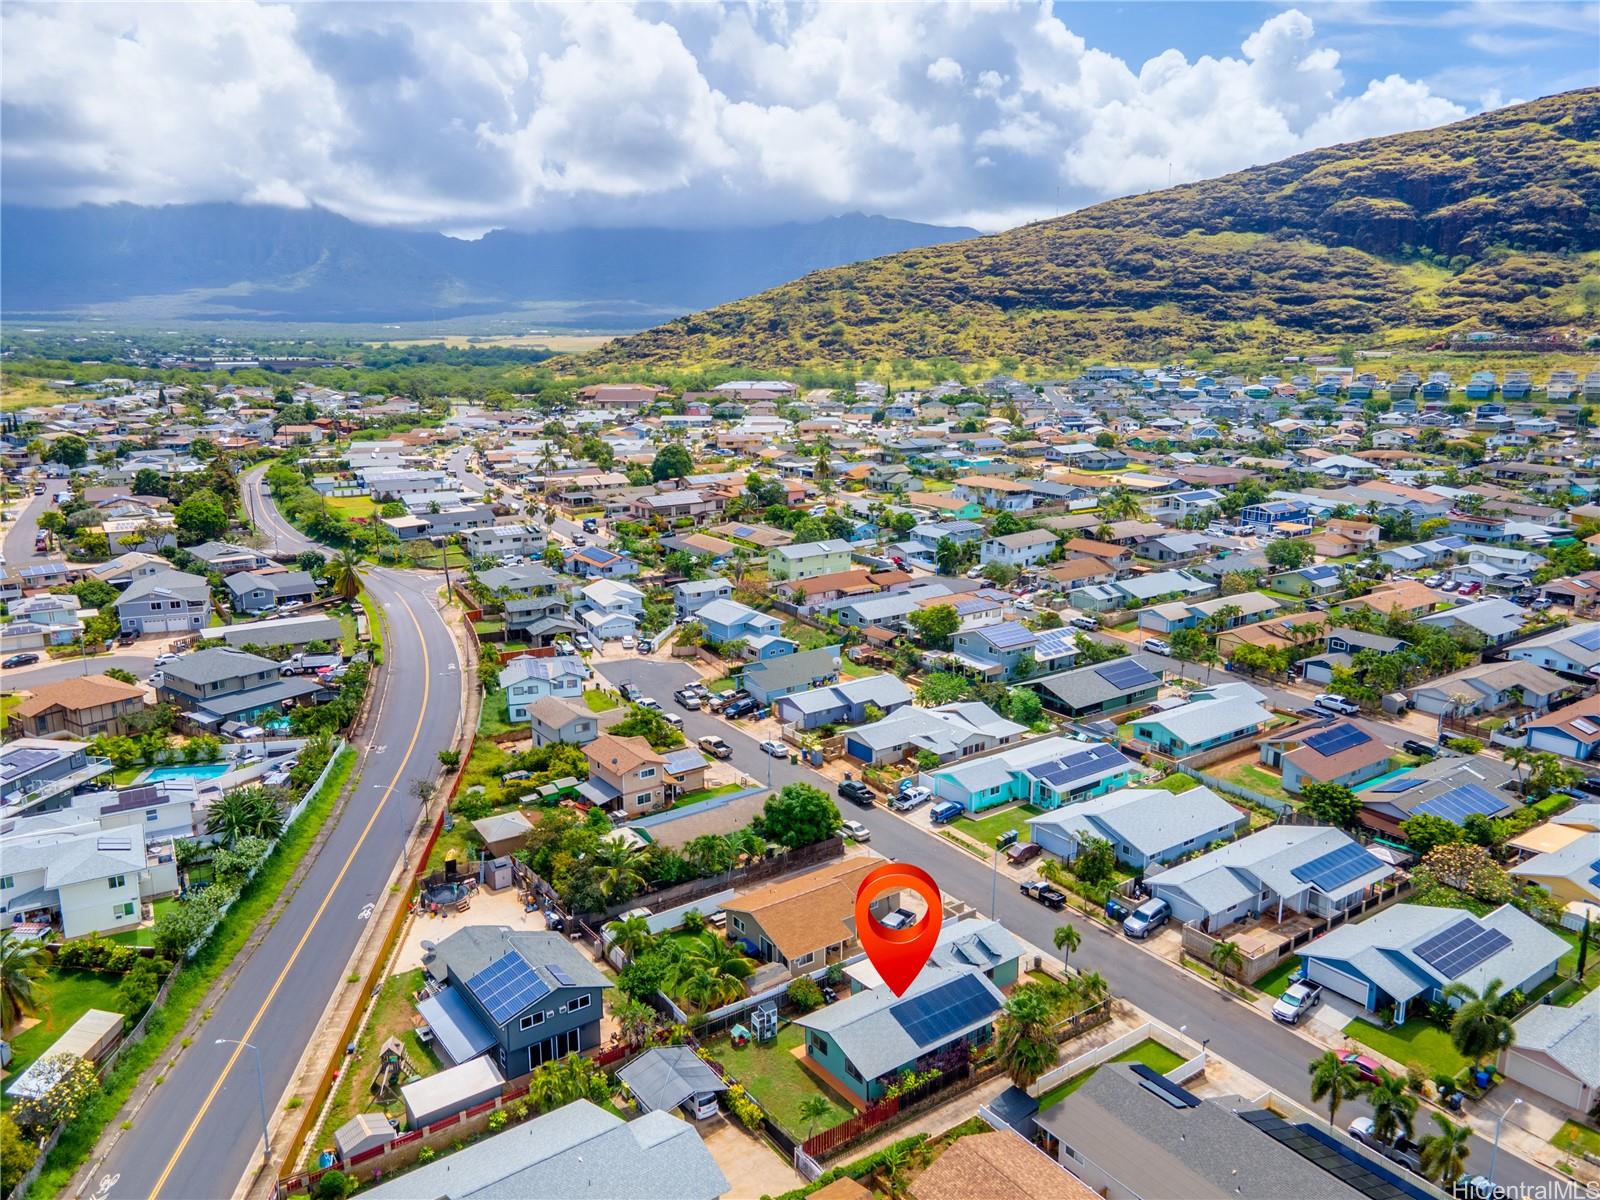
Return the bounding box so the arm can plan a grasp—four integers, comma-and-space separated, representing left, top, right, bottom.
146, 589, 434, 1197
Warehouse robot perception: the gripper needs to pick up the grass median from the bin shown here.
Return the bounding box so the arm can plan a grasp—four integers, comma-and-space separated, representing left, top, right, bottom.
29, 748, 359, 1200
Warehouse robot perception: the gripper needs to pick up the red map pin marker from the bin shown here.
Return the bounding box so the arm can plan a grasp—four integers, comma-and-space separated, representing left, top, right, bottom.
855, 862, 942, 996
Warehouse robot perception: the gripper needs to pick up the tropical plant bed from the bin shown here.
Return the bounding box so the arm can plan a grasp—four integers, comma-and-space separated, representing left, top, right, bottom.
1034, 1039, 1187, 1110
705, 1023, 852, 1138
1343, 1017, 1468, 1077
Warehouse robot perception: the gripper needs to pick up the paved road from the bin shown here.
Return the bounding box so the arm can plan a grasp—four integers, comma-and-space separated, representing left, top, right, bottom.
594, 655, 1567, 1197
3, 492, 51, 566
95, 468, 465, 1200
445, 447, 488, 495
4, 652, 158, 687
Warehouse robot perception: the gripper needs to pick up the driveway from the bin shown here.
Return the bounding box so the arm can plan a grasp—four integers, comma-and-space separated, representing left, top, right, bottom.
700, 1121, 804, 1198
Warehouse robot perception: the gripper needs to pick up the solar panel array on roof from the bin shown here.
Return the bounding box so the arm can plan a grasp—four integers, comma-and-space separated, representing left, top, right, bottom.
1291, 842, 1384, 892
583, 547, 621, 564
1568, 626, 1600, 652
546, 963, 576, 987
1093, 658, 1159, 690
981, 622, 1035, 650
1412, 783, 1506, 823
1130, 1063, 1200, 1108
1239, 1110, 1433, 1200
1034, 629, 1080, 659
1573, 718, 1599, 735
1371, 776, 1423, 794
1415, 917, 1512, 978
1303, 724, 1372, 757
464, 953, 550, 1024
890, 973, 998, 1048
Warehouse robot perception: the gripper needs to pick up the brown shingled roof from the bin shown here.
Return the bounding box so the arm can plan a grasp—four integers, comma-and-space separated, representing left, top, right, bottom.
13, 674, 146, 718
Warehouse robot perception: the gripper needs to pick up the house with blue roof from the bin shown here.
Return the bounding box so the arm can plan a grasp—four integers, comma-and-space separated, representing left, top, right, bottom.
1241, 500, 1309, 528
694, 598, 783, 645
773, 675, 913, 731
1298, 903, 1565, 1018
793, 965, 1004, 1104
738, 645, 844, 704
416, 926, 612, 1074
1147, 825, 1395, 935
924, 735, 1137, 813
947, 620, 1038, 680
1026, 783, 1245, 870
565, 545, 639, 579
499, 655, 591, 722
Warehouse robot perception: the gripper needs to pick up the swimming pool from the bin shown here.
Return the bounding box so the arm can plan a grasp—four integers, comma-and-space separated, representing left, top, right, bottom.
139, 763, 233, 783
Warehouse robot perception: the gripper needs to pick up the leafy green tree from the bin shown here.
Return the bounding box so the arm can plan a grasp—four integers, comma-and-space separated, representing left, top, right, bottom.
757, 782, 841, 849
133, 467, 167, 497
45, 434, 89, 467
175, 488, 229, 541
1071, 836, 1116, 884
990, 511, 1026, 536
11, 1053, 100, 1137
916, 672, 970, 705
1265, 538, 1313, 570
1, 1112, 37, 1196
1006, 686, 1044, 727
651, 444, 693, 481
610, 705, 687, 751
1300, 781, 1362, 828
981, 562, 1019, 587
934, 537, 964, 576
907, 604, 960, 649
1400, 813, 1465, 856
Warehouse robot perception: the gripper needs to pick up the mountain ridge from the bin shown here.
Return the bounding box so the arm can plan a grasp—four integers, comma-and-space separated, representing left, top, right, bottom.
0, 205, 976, 326
584, 88, 1600, 371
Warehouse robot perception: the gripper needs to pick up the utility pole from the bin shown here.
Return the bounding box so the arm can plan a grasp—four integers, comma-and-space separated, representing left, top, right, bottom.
214, 1038, 271, 1163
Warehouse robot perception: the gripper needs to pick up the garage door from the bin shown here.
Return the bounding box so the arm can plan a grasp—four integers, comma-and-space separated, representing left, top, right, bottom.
1306, 959, 1371, 1007
146, 616, 193, 634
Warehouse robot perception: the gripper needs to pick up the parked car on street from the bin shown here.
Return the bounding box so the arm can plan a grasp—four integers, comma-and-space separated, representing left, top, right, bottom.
2, 652, 40, 669
620, 682, 643, 702
840, 819, 871, 842
891, 786, 931, 811
878, 908, 918, 930
758, 739, 788, 757
1313, 692, 1360, 716
696, 735, 732, 759
1121, 897, 1171, 939
929, 800, 965, 824
838, 779, 875, 806
723, 697, 760, 719
621, 635, 636, 650
1347, 1117, 1423, 1173
1070, 615, 1100, 631
1143, 638, 1171, 656
154, 652, 181, 667
674, 689, 702, 710
1005, 841, 1043, 866
1338, 1050, 1382, 1084
1020, 879, 1066, 909
1401, 739, 1436, 758
1271, 980, 1323, 1024
1424, 574, 1444, 588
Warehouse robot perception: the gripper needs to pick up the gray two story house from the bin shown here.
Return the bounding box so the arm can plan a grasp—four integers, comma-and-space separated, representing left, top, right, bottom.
224, 570, 316, 615
157, 647, 328, 727
417, 926, 612, 1077
114, 569, 211, 636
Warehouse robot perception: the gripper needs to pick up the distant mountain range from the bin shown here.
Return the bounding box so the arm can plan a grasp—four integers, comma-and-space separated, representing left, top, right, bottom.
587, 88, 1600, 371
0, 205, 975, 326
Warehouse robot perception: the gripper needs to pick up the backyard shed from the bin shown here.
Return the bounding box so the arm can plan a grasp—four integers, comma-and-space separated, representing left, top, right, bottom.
334, 1112, 394, 1162
471, 811, 534, 857
4, 1008, 124, 1100
401, 1056, 504, 1129
617, 1046, 728, 1120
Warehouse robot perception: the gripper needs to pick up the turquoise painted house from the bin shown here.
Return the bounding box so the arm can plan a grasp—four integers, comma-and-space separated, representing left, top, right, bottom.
925, 736, 1137, 813
1129, 683, 1272, 758
795, 921, 1019, 1103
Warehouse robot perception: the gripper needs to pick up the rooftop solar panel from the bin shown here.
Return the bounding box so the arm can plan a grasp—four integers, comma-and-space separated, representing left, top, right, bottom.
1303, 724, 1372, 757
1239, 1111, 1434, 1200
1415, 917, 1512, 978
1372, 776, 1423, 793
1093, 659, 1158, 689
1412, 783, 1506, 824
1291, 842, 1384, 892
982, 622, 1036, 650
1035, 629, 1079, 659
546, 964, 576, 987
890, 973, 998, 1048
1568, 625, 1600, 652
465, 953, 551, 1025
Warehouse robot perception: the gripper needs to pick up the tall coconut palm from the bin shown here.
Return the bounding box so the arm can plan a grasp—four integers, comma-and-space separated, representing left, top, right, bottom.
995, 987, 1058, 1088
329, 547, 363, 601
1366, 1068, 1419, 1145
1419, 1113, 1473, 1187
1308, 1050, 1364, 1129
1443, 977, 1516, 1067
1053, 923, 1081, 969
0, 931, 50, 1031
606, 915, 655, 963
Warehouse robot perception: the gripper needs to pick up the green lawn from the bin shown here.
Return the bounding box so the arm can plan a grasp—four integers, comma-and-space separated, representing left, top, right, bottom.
781, 620, 839, 653
1552, 1119, 1600, 1159
839, 658, 879, 679
584, 689, 620, 712
477, 688, 517, 737
708, 676, 736, 693
323, 494, 378, 520
672, 782, 745, 809
3, 969, 127, 1086
111, 766, 143, 786
0, 692, 21, 733
1344, 1018, 1468, 1076
1212, 760, 1293, 804
707, 1023, 851, 1137
955, 804, 1045, 848
334, 603, 359, 654
107, 898, 179, 947
1252, 956, 1301, 998
1145, 773, 1198, 795
1036, 1039, 1188, 1110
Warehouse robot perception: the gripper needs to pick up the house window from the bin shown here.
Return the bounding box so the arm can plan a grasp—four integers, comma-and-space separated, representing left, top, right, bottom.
730, 916, 745, 933
147, 810, 159, 821
521, 1011, 544, 1030
108, 875, 126, 889
0, 876, 13, 890
845, 1062, 862, 1082
638, 768, 656, 779
113, 902, 135, 919
565, 994, 590, 1014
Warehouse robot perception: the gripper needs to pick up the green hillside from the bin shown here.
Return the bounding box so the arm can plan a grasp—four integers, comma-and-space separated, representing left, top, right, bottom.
587, 89, 1600, 373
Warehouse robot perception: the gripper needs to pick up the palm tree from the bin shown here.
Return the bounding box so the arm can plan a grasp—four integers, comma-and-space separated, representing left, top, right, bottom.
613, 997, 660, 1051
680, 968, 743, 1012
799, 1094, 833, 1140
1502, 747, 1530, 792
591, 842, 646, 905
329, 547, 363, 601
995, 987, 1058, 1088
1366, 1068, 1418, 1145
1308, 1050, 1364, 1128
0, 931, 50, 1031
1443, 978, 1515, 1067
606, 915, 655, 963
1053, 923, 1081, 969
1209, 939, 1245, 980
683, 937, 754, 997
204, 788, 283, 846
1419, 1113, 1472, 1187
1075, 970, 1109, 1006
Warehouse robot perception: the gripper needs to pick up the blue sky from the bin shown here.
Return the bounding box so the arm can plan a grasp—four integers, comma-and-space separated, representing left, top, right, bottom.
2, 1, 1594, 233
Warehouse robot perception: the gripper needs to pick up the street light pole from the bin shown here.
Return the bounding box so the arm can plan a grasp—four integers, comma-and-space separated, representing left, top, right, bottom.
1488, 1097, 1522, 1181
215, 1038, 272, 1163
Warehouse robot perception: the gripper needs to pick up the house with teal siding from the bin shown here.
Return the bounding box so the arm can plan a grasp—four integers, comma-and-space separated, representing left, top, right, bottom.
924, 736, 1137, 813
1129, 682, 1271, 758
794, 965, 1005, 1104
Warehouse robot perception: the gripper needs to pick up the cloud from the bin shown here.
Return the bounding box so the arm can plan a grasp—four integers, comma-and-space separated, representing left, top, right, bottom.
0, 2, 1483, 232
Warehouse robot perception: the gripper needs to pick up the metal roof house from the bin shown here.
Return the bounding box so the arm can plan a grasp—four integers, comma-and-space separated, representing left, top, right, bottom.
841, 701, 1026, 768
924, 736, 1137, 814
1027, 784, 1246, 871
1146, 826, 1395, 934
1127, 682, 1272, 757
1032, 658, 1162, 718
617, 1046, 728, 1120
1500, 990, 1600, 1111
773, 674, 913, 731
364, 1099, 728, 1200
1298, 902, 1566, 1018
